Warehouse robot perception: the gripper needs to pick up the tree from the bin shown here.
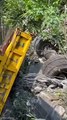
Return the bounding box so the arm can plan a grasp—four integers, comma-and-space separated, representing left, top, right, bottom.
2, 0, 67, 50
0, 0, 5, 42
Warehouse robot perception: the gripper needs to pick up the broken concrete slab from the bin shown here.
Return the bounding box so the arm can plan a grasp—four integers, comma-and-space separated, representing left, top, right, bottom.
36, 91, 63, 120
37, 101, 61, 120
55, 105, 65, 116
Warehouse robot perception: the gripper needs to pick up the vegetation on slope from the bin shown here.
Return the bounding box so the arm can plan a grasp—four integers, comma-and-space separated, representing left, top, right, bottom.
0, 0, 66, 51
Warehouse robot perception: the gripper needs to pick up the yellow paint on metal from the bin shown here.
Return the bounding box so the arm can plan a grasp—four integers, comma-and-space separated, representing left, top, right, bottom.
0, 28, 32, 114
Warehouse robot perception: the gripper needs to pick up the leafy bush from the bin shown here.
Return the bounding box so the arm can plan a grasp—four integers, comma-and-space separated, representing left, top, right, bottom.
2, 0, 67, 50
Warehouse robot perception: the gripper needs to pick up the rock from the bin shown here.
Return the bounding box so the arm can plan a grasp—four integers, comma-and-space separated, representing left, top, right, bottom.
37, 92, 61, 120
38, 91, 54, 101
61, 80, 67, 87
62, 113, 67, 119
62, 86, 67, 92
47, 84, 56, 92
51, 100, 60, 107
61, 80, 67, 84
47, 78, 63, 88
55, 105, 65, 116
37, 91, 60, 110
36, 77, 47, 83
61, 80, 67, 92
35, 71, 51, 86
39, 58, 45, 63
33, 86, 42, 94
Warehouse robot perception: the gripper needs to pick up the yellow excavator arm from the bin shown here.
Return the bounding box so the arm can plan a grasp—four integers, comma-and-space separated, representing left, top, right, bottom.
0, 28, 32, 114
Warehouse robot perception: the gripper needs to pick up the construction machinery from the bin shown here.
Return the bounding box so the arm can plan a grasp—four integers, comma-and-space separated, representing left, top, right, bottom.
0, 28, 32, 114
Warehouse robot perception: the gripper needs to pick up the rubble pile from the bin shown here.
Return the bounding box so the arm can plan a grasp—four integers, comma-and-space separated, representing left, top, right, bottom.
23, 38, 67, 120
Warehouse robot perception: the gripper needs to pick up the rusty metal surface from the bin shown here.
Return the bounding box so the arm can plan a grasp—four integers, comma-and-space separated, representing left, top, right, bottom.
0, 28, 21, 55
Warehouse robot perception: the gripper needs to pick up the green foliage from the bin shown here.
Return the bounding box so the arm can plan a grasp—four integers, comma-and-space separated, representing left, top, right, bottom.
2, 0, 67, 49
0, 0, 4, 17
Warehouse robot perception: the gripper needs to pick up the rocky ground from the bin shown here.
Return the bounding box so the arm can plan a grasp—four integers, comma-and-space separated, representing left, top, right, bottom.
0, 41, 67, 120
23, 52, 67, 120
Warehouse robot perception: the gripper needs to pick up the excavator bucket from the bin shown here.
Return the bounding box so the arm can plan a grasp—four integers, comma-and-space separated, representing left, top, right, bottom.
0, 28, 32, 114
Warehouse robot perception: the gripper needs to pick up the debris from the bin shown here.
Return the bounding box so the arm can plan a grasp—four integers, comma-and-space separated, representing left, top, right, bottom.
32, 86, 42, 94
38, 91, 55, 101
55, 105, 65, 116
47, 84, 57, 92
63, 113, 67, 119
